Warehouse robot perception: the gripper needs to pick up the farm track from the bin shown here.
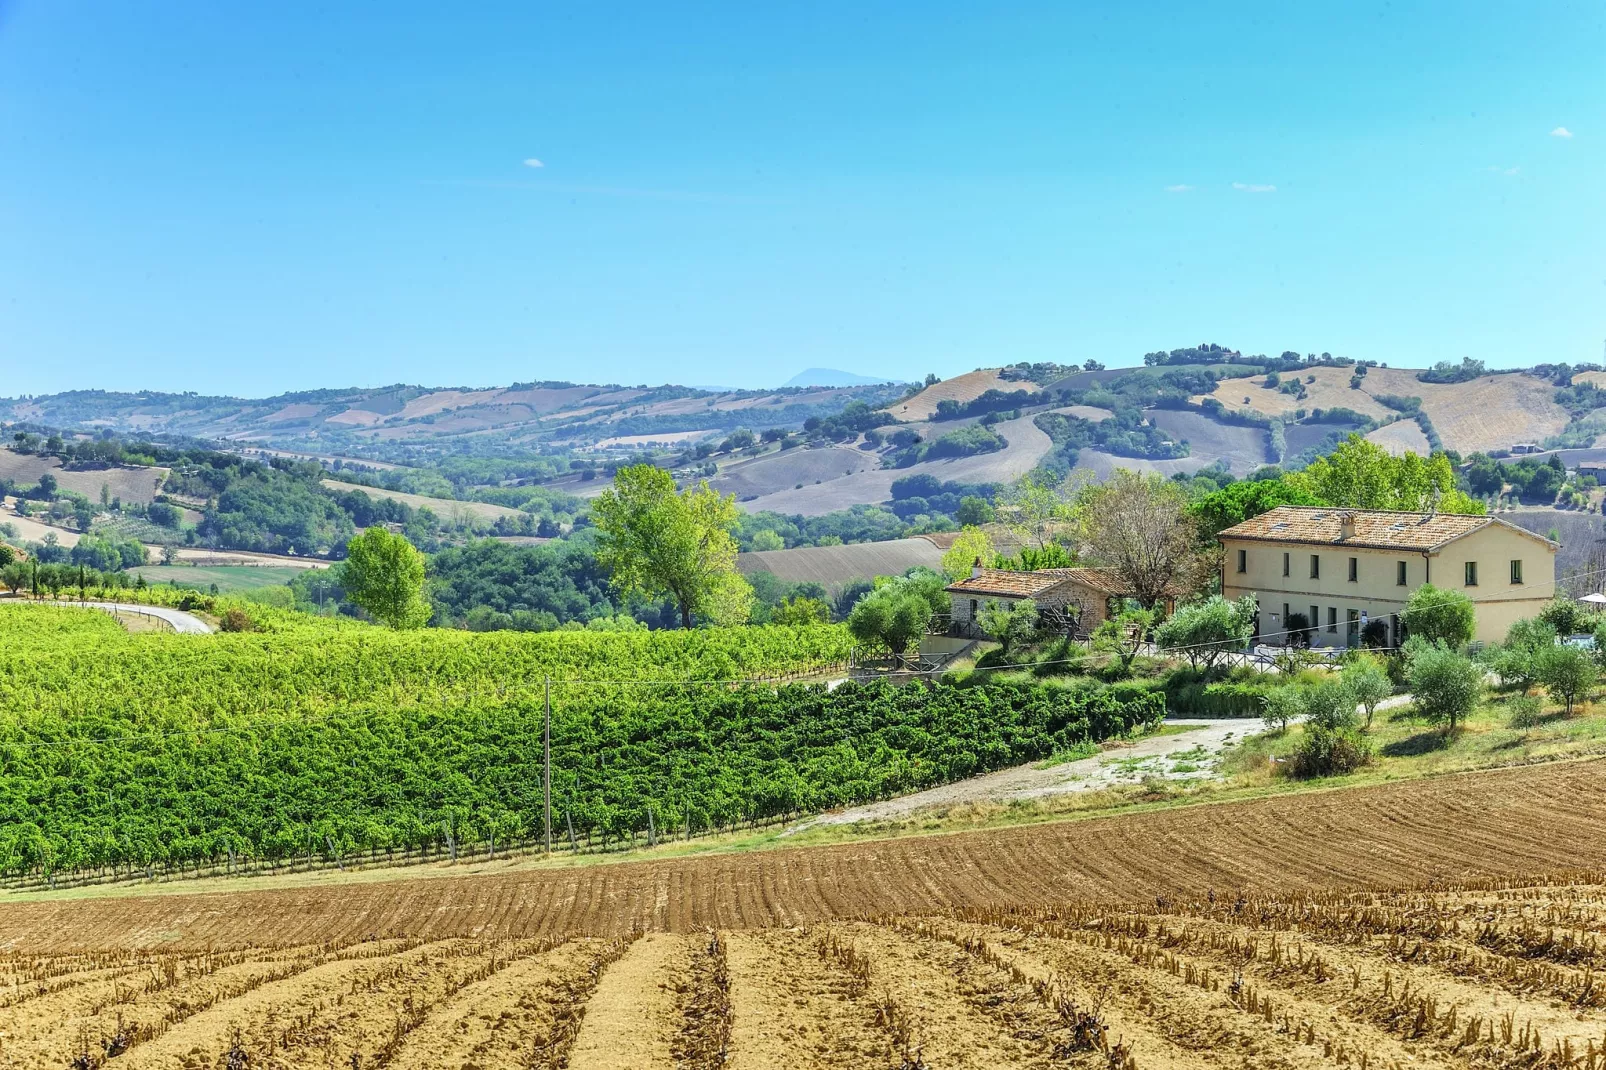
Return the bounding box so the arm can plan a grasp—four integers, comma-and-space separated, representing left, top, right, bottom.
6, 760, 1606, 954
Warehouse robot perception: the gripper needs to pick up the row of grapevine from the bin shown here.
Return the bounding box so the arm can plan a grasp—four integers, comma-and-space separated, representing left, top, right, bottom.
0, 679, 1164, 875
0, 605, 858, 726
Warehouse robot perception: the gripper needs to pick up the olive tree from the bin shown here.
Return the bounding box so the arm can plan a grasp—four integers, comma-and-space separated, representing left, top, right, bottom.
1400, 583, 1475, 650
1408, 644, 1482, 732
1537, 643, 1596, 715
1341, 655, 1392, 728
1152, 595, 1256, 671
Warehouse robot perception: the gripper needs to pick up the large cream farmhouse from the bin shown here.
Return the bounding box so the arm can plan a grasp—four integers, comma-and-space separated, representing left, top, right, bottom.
1216, 506, 1556, 647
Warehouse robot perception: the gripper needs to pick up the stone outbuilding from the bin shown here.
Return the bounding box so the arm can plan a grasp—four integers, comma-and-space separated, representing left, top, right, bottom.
944, 561, 1179, 639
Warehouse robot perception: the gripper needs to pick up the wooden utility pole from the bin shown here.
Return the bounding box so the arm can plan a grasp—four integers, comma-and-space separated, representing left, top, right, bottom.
543, 676, 552, 855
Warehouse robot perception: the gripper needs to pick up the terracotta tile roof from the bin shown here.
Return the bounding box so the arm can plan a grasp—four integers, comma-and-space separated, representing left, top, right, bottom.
1039, 567, 1188, 597
946, 566, 1184, 599
1217, 506, 1554, 552
945, 568, 1071, 598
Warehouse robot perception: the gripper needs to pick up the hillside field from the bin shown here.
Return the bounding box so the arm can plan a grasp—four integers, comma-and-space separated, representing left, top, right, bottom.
126, 564, 306, 592
736, 537, 945, 592
320, 479, 526, 523
737, 412, 1052, 515
1197, 367, 1571, 455
0, 449, 169, 504
889, 368, 1013, 422
3, 762, 1606, 1067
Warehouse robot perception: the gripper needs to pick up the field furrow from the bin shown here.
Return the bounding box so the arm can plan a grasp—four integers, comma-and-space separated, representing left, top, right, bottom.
567, 932, 693, 1070
381, 938, 610, 1070
722, 928, 897, 1070
107, 939, 463, 1070
932, 916, 1455, 1070
827, 921, 1058, 1070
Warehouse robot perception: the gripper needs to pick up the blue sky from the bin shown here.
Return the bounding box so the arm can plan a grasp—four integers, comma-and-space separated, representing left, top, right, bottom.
0, 2, 1600, 397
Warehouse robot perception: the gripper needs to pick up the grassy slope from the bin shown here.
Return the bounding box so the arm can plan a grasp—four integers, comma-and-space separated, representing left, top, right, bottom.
127, 565, 305, 592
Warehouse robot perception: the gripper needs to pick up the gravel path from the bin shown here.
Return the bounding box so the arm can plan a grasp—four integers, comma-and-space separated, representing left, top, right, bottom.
11, 598, 215, 634
787, 718, 1256, 832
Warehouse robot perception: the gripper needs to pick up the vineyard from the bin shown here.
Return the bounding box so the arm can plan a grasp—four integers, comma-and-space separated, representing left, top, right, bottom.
5, 760, 1606, 1068
0, 604, 1162, 877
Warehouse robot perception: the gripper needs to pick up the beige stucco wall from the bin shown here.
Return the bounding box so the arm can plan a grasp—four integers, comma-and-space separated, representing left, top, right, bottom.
1220, 521, 1554, 647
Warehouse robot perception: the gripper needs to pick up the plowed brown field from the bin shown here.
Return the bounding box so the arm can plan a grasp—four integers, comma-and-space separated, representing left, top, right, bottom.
7, 761, 1606, 1068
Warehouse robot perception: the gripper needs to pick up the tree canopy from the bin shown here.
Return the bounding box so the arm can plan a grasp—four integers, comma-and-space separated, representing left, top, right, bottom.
1400, 583, 1475, 650
592, 465, 751, 629
1284, 435, 1482, 514
342, 528, 430, 629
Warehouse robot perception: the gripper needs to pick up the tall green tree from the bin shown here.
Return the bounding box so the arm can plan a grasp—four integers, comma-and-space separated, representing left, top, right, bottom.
341, 528, 430, 629
1285, 434, 1482, 514
592, 465, 750, 629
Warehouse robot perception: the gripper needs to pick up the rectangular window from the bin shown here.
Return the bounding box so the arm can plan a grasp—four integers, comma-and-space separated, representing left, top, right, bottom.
1397, 561, 1407, 586
1327, 607, 1338, 633
1348, 557, 1358, 582
1510, 559, 1523, 584
1282, 602, 1290, 628
1465, 561, 1478, 587
1236, 548, 1247, 573
1310, 605, 1319, 631
1282, 552, 1290, 577
1347, 609, 1360, 645
1310, 555, 1320, 579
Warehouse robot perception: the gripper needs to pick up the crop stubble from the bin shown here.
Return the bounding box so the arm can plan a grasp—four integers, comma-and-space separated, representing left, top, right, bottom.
6, 762, 1606, 1067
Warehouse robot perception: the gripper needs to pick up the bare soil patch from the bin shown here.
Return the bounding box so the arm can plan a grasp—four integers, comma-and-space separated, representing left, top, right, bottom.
708, 446, 878, 501
736, 538, 943, 592
1143, 409, 1272, 471
0, 449, 169, 505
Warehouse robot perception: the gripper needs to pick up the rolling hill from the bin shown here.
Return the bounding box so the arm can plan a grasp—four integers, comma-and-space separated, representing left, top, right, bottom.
0, 379, 906, 461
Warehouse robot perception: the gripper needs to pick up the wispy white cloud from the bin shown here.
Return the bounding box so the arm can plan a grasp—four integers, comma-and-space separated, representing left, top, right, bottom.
1164, 184, 1194, 193
1550, 126, 1573, 138
523, 157, 545, 168
1232, 182, 1276, 193
422, 178, 782, 204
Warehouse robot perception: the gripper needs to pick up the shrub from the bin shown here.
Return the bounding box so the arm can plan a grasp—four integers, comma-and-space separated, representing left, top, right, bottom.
1539, 598, 1593, 637
1507, 694, 1541, 729
220, 607, 254, 633
1302, 678, 1359, 731
1490, 617, 1558, 691
1409, 644, 1482, 731
1284, 611, 1312, 648
1289, 725, 1373, 778
1261, 686, 1301, 733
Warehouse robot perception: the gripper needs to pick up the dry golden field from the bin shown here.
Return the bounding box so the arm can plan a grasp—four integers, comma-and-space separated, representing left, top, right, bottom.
1365, 419, 1433, 456
5, 762, 1606, 1068
1196, 368, 1571, 455
890, 369, 1014, 423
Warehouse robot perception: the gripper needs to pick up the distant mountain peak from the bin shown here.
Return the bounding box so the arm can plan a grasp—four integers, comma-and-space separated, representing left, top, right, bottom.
781, 368, 898, 388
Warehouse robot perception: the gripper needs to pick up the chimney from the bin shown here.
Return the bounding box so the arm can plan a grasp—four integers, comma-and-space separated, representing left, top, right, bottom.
1339, 512, 1356, 541
971, 556, 984, 580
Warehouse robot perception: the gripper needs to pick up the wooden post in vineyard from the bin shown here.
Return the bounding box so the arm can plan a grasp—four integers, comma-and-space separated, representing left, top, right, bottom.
544, 676, 552, 855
